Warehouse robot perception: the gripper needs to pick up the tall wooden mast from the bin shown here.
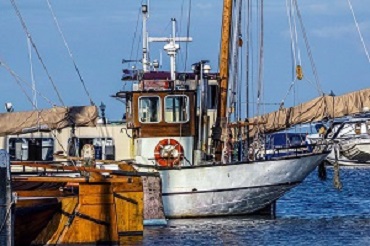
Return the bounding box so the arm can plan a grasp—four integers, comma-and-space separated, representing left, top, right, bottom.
218, 0, 233, 119
213, 0, 233, 162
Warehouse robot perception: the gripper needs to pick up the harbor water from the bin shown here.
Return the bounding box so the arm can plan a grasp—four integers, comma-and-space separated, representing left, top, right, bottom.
141, 166, 370, 245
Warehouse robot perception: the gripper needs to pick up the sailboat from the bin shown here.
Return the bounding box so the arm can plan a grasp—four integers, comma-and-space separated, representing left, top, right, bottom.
307, 110, 370, 166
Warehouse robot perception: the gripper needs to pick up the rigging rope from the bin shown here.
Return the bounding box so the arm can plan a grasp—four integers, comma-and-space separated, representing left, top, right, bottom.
27, 37, 37, 109
347, 0, 370, 64
0, 59, 81, 171
286, 0, 302, 74
46, 0, 95, 106
128, 5, 141, 68
0, 200, 14, 234
10, 0, 65, 106
293, 0, 323, 96
245, 0, 251, 120
181, 0, 192, 72
228, 0, 242, 122
256, 0, 264, 121
280, 0, 323, 108
0, 58, 55, 107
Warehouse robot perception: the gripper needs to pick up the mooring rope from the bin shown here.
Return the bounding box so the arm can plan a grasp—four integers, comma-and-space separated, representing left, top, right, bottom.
333, 143, 343, 190
0, 201, 14, 233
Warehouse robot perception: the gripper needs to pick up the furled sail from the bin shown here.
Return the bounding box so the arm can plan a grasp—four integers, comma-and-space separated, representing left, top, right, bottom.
248, 88, 370, 136
0, 105, 98, 136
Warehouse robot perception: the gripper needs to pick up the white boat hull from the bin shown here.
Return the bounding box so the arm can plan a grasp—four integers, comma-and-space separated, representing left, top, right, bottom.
327, 151, 370, 166
136, 153, 328, 218
339, 138, 370, 162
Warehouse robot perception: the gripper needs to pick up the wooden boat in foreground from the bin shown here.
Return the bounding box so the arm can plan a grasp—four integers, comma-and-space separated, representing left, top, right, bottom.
12, 161, 148, 245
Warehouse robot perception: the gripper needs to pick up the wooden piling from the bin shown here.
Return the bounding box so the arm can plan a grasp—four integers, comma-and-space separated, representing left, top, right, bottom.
0, 150, 14, 246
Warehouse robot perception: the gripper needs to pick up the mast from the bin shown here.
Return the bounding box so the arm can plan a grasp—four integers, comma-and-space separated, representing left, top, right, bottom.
218, 0, 233, 119
213, 0, 233, 162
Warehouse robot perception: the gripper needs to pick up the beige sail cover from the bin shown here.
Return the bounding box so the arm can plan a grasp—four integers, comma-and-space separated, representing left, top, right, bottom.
0, 105, 98, 136
248, 88, 370, 136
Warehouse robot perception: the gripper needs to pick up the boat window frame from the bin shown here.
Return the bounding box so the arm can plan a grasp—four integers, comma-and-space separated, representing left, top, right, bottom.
67, 137, 115, 160
164, 95, 190, 123
207, 82, 219, 110
8, 137, 55, 161
138, 95, 162, 124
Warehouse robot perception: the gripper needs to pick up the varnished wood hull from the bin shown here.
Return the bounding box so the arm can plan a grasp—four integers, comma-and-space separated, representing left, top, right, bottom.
15, 197, 61, 246
12, 168, 144, 245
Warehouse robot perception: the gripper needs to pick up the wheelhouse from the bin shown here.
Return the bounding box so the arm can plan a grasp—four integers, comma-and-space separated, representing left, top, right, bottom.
125, 91, 196, 138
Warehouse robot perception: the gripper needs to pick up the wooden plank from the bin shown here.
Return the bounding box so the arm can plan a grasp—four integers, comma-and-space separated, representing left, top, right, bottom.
15, 190, 68, 198
114, 191, 144, 235
12, 176, 148, 184
60, 204, 118, 243
112, 179, 142, 193
79, 183, 111, 195
16, 197, 59, 207
11, 162, 160, 178
31, 196, 79, 245
140, 124, 193, 138
80, 194, 114, 205
12, 176, 87, 183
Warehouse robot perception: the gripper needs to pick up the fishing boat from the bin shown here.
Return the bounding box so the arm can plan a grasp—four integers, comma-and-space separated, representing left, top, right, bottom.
106, 1, 330, 218
0, 0, 333, 220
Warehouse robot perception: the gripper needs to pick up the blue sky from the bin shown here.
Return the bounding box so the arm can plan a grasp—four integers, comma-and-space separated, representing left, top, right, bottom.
0, 0, 369, 120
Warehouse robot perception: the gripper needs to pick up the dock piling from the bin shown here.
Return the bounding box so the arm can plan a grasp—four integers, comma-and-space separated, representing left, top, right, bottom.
0, 150, 14, 246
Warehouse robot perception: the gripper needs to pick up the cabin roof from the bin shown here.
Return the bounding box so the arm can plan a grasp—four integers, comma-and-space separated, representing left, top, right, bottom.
122, 70, 218, 81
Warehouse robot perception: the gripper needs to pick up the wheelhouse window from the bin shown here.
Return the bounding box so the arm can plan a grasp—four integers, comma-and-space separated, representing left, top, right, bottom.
164, 95, 189, 123
139, 96, 161, 123
8, 137, 54, 161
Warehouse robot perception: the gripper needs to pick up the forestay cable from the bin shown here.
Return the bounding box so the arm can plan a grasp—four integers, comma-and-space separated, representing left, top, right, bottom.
27, 37, 37, 109
0, 58, 81, 171
46, 0, 95, 105
347, 0, 370, 64
10, 0, 65, 106
0, 58, 56, 108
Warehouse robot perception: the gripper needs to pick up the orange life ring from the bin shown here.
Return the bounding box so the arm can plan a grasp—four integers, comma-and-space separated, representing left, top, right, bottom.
154, 138, 184, 167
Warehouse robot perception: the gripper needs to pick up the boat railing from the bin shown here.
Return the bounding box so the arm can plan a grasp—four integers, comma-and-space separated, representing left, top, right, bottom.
265, 141, 330, 160
10, 161, 77, 175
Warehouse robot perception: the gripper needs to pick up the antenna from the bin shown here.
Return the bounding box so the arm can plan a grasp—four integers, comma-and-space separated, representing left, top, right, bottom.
149, 18, 192, 80
142, 3, 149, 72
160, 49, 163, 69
